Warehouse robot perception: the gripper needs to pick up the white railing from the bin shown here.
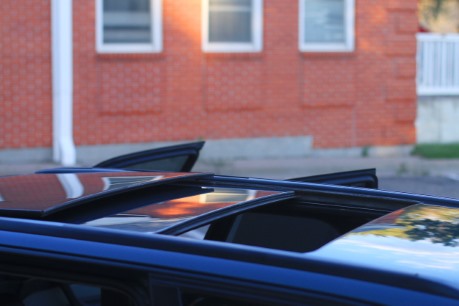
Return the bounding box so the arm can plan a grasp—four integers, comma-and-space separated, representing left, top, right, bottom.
417, 33, 459, 95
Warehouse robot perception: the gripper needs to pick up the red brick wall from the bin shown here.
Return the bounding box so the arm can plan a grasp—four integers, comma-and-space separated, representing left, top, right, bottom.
1, 0, 417, 150
0, 0, 53, 149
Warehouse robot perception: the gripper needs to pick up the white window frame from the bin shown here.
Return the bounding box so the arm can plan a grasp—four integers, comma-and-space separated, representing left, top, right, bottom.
96, 0, 162, 53
202, 0, 263, 53
299, 0, 355, 52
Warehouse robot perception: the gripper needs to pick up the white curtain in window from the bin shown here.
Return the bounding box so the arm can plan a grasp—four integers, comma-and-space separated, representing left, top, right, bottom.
302, 0, 345, 44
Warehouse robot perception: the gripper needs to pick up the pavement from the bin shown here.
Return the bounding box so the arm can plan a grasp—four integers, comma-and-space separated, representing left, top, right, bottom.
195, 156, 459, 180
3, 156, 459, 180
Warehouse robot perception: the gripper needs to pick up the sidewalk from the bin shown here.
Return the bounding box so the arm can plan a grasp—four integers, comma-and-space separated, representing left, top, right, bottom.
3, 156, 459, 179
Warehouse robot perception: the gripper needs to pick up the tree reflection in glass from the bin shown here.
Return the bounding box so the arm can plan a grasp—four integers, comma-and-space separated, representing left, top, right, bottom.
358, 204, 459, 247
397, 205, 459, 247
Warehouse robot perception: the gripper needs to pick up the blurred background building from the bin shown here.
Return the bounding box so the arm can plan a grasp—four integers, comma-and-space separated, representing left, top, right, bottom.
417, 0, 459, 144
1, 0, 421, 165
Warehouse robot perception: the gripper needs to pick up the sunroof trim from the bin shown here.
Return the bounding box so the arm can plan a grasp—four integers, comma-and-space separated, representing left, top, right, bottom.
158, 191, 294, 235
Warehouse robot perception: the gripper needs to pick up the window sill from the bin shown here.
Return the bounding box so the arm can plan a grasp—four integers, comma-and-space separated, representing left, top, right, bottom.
202, 42, 262, 53
95, 52, 165, 60
299, 51, 356, 58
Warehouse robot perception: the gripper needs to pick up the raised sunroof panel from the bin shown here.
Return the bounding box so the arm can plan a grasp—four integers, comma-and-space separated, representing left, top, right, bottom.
0, 172, 210, 217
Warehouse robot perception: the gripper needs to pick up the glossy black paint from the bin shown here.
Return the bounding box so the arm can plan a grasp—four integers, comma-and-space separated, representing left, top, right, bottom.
0, 216, 457, 305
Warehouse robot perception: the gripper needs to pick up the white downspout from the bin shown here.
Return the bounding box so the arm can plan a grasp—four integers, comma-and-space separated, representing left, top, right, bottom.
51, 0, 76, 165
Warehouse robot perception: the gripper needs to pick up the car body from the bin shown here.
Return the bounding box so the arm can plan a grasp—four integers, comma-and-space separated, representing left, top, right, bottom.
1, 143, 459, 305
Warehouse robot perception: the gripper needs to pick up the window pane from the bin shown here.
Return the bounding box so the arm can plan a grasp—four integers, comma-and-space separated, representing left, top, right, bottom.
209, 0, 251, 8
303, 0, 345, 44
208, 0, 252, 43
103, 0, 152, 44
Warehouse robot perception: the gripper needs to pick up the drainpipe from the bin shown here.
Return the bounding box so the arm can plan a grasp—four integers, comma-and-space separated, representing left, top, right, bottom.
51, 0, 76, 165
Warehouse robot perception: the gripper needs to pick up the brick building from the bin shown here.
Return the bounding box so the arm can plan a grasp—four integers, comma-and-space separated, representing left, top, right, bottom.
0, 0, 418, 165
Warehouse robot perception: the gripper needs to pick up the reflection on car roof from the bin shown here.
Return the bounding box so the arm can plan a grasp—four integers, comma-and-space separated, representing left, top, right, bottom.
309, 203, 459, 290
0, 172, 211, 217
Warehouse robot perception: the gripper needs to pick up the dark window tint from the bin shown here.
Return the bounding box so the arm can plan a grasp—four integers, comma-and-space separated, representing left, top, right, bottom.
208, 0, 252, 43
0, 275, 134, 306
103, 0, 152, 43
183, 293, 270, 306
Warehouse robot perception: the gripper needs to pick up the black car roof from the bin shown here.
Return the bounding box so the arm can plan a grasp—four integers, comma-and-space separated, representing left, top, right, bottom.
0, 211, 458, 300
2, 171, 459, 296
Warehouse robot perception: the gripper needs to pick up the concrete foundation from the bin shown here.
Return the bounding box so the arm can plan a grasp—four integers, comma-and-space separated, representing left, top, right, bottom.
0, 148, 52, 164
0, 136, 415, 166
417, 96, 459, 143
76, 136, 314, 165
